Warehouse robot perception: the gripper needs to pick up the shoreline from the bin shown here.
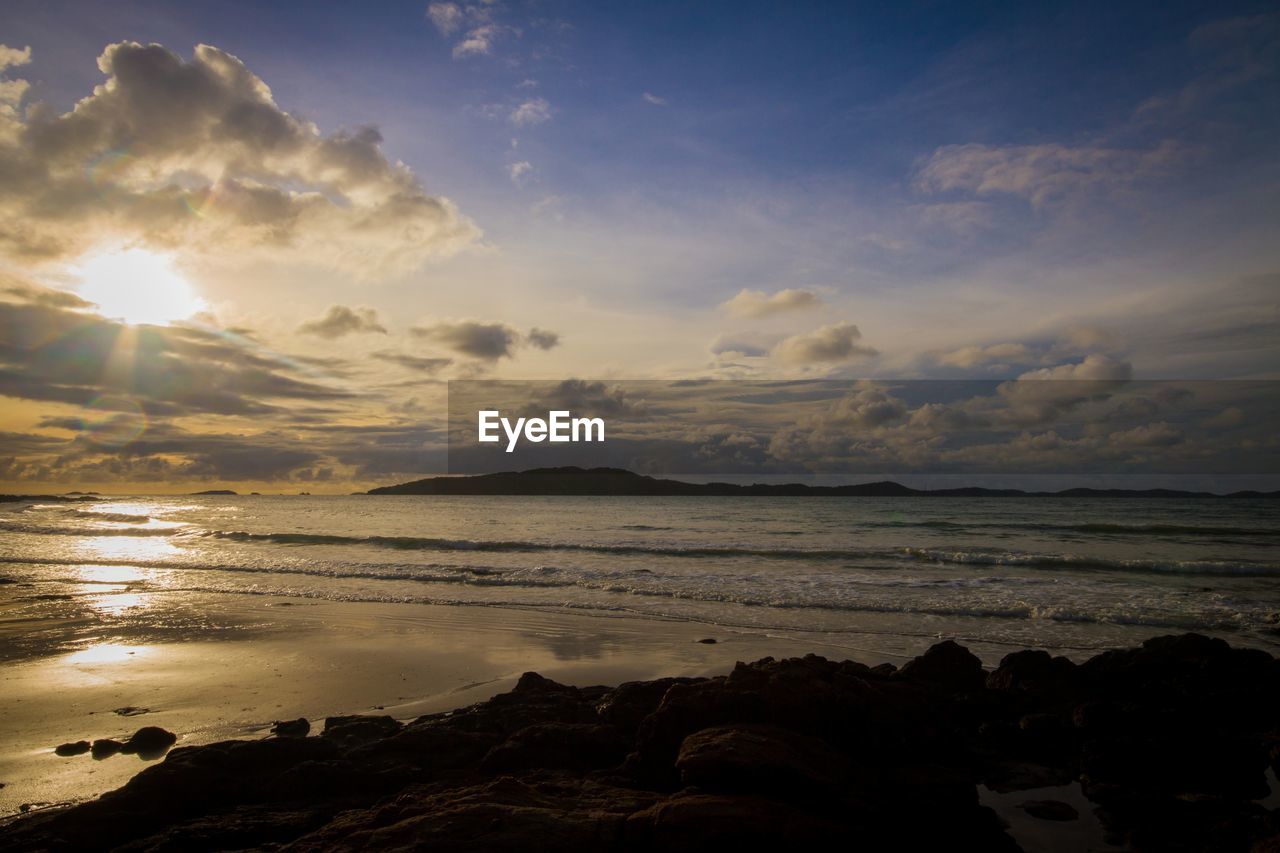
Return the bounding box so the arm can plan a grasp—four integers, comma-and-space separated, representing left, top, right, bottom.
1, 594, 918, 819
4, 631, 1278, 851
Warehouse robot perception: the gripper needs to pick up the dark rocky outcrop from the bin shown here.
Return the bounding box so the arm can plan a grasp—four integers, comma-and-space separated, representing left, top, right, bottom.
9, 634, 1280, 852
271, 718, 311, 739
54, 741, 90, 757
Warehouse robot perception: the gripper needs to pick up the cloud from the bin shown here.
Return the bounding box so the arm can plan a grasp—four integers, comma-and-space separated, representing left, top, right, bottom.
642, 92, 667, 106
938, 342, 1037, 368
508, 160, 533, 183
409, 320, 560, 360
454, 25, 500, 57
0, 42, 478, 274
0, 44, 30, 70
297, 305, 388, 339
1017, 353, 1133, 381
914, 141, 1185, 208
1, 275, 94, 309
371, 351, 453, 372
410, 320, 520, 360
709, 334, 771, 358
526, 327, 560, 350
721, 288, 822, 318
426, 2, 464, 35
772, 323, 877, 364
0, 292, 351, 418
510, 97, 552, 126
427, 3, 511, 58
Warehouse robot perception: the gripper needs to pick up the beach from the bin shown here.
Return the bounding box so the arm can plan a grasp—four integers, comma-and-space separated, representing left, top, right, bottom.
0, 593, 858, 818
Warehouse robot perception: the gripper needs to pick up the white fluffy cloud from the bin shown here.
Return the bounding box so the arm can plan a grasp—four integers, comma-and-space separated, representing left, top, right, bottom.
510, 98, 552, 126
0, 42, 478, 274
773, 323, 877, 364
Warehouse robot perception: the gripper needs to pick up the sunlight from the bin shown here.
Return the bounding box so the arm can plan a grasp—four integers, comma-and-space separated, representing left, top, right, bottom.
64, 643, 150, 665
71, 248, 206, 326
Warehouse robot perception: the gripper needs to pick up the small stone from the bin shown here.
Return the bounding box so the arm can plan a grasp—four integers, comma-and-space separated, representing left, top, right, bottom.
91, 739, 123, 759
54, 740, 90, 757
697, 638, 717, 644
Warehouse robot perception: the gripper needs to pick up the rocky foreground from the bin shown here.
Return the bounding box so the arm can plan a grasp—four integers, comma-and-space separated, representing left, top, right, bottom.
6, 634, 1280, 852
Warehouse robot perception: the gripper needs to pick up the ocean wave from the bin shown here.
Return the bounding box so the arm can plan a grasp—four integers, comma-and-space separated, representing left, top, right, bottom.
194, 530, 1280, 576
895, 520, 1280, 537
0, 523, 177, 537
146, 579, 1255, 633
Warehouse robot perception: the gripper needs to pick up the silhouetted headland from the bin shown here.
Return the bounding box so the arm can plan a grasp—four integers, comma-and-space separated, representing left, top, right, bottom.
367, 467, 1278, 498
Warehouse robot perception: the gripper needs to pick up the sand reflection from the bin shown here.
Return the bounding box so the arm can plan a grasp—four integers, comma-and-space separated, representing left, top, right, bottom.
64, 643, 151, 665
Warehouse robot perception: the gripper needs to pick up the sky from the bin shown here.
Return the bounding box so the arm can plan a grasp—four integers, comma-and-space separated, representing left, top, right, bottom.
0, 0, 1277, 492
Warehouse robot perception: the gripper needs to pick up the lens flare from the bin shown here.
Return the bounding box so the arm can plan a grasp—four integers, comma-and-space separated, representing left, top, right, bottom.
79, 395, 147, 448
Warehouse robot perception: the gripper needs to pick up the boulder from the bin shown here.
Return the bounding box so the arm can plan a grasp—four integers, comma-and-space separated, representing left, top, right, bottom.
271, 718, 311, 739
900, 640, 986, 693
674, 724, 843, 795
122, 726, 177, 756
321, 714, 400, 749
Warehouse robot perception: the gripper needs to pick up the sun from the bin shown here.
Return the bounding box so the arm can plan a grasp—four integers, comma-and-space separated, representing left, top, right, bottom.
72, 248, 207, 326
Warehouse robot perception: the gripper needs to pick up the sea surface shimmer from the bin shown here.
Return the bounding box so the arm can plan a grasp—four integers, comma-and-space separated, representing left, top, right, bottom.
2, 494, 1277, 659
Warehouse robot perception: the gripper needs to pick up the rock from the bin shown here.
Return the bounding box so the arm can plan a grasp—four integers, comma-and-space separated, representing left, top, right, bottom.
54, 740, 90, 756
1019, 799, 1079, 821
987, 649, 1077, 694
271, 718, 310, 738
91, 738, 124, 759
675, 724, 843, 795
482, 722, 629, 773
899, 640, 986, 693
113, 706, 151, 716
595, 677, 700, 732
626, 791, 851, 848
321, 715, 400, 749
1071, 700, 1125, 733
697, 638, 717, 644
122, 726, 177, 756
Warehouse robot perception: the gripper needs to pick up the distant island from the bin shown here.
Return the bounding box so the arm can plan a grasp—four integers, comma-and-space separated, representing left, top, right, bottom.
190, 489, 238, 495
367, 467, 1278, 498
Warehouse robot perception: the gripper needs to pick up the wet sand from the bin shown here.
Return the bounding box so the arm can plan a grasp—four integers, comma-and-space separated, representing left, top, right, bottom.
0, 594, 900, 817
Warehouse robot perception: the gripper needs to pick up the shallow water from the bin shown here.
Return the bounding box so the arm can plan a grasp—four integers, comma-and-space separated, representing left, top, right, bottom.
2, 494, 1277, 660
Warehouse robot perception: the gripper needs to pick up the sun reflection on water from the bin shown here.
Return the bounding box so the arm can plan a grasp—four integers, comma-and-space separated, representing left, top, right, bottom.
64, 643, 150, 665
78, 535, 181, 562
75, 564, 146, 584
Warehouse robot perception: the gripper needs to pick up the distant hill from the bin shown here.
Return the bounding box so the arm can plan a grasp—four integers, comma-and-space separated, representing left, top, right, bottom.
0, 494, 99, 503
366, 467, 1278, 498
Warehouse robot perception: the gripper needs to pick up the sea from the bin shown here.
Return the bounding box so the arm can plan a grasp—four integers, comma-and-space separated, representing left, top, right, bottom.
2, 494, 1278, 661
